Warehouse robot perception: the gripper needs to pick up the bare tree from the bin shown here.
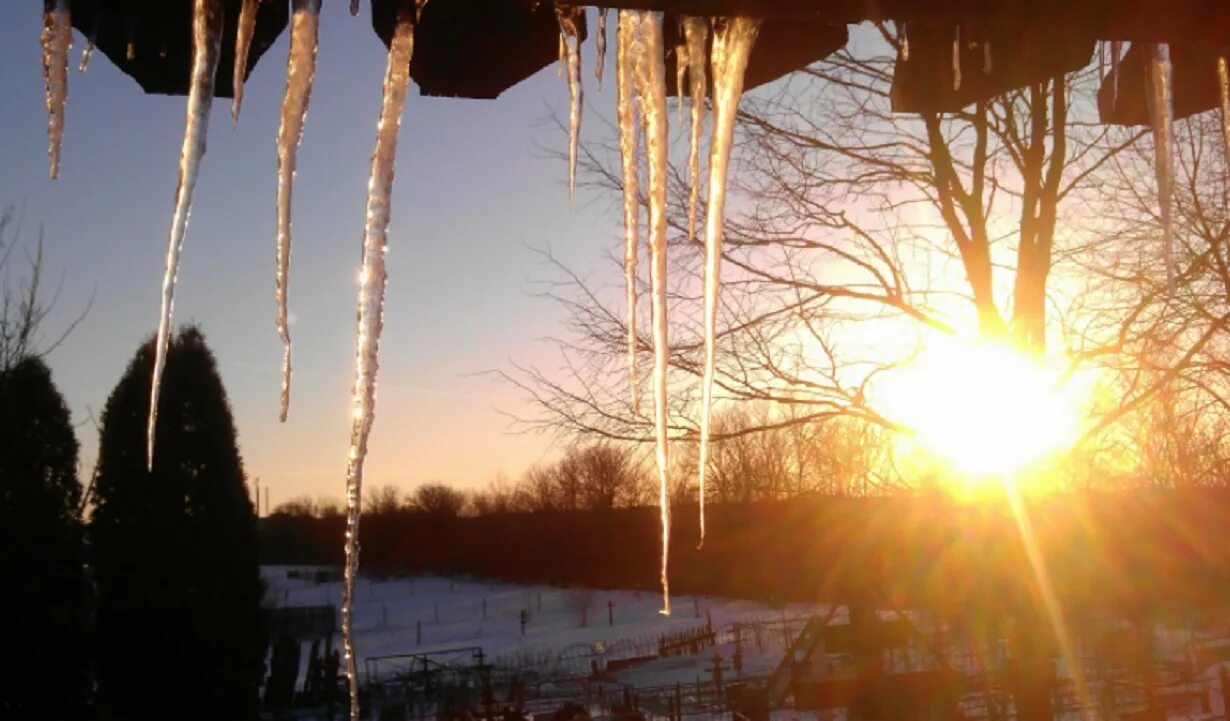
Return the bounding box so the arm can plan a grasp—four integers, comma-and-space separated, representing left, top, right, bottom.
363, 484, 403, 515
412, 482, 467, 518
0, 207, 90, 371
502, 28, 1144, 479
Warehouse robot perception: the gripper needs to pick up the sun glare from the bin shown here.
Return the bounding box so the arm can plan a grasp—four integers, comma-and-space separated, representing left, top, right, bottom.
875, 336, 1085, 478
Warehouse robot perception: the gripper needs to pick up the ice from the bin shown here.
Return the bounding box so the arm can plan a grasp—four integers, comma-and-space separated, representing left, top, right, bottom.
126, 18, 136, 61
1111, 41, 1122, 108
675, 35, 688, 124
1146, 43, 1175, 287
595, 8, 607, 87
616, 10, 640, 417
79, 16, 97, 73
952, 26, 961, 91
625, 8, 671, 616
556, 5, 583, 203
78, 40, 94, 73
40, 0, 71, 180
274, 0, 322, 423
342, 5, 417, 719
982, 39, 991, 74
148, 0, 223, 468
697, 17, 759, 548
1219, 57, 1230, 166
232, 0, 259, 126
682, 16, 708, 246
900, 22, 909, 61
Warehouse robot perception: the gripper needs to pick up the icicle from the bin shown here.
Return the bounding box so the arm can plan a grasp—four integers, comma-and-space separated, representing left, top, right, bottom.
697, 16, 758, 549
274, 0, 322, 423
78, 40, 94, 73
1218, 57, 1230, 168
79, 15, 98, 73
1111, 41, 1122, 108
1146, 44, 1176, 288
595, 8, 607, 87
952, 26, 961, 91
148, 0, 223, 467
558, 33, 566, 77
615, 10, 640, 418
232, 0, 259, 126
1098, 41, 1105, 83
556, 5, 583, 204
982, 39, 991, 74
350, 0, 360, 16
126, 18, 136, 61
675, 39, 688, 125
41, 0, 71, 180
625, 8, 671, 616
900, 23, 909, 62
682, 16, 707, 247
342, 4, 415, 719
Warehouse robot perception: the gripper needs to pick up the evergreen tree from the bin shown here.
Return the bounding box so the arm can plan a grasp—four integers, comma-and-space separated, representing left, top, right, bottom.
91, 326, 261, 721
0, 356, 92, 717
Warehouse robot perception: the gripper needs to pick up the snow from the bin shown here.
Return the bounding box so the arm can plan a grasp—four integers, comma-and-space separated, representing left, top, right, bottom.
262, 568, 828, 690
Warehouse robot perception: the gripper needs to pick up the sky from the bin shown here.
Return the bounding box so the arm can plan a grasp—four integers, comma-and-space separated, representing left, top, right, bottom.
0, 3, 630, 506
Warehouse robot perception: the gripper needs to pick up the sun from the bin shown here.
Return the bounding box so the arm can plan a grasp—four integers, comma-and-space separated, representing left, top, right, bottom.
873, 335, 1085, 479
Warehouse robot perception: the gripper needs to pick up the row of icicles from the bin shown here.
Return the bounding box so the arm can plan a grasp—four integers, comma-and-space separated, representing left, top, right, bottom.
36, 1, 1197, 717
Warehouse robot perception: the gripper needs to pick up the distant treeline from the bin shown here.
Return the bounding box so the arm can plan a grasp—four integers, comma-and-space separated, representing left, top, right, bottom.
261, 487, 1230, 618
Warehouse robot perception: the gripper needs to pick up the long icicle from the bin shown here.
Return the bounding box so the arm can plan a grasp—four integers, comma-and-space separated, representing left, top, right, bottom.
274, 0, 322, 422
232, 0, 259, 125
595, 8, 607, 87
41, 0, 71, 179
79, 14, 98, 73
682, 16, 708, 246
697, 17, 759, 548
952, 26, 961, 91
343, 4, 416, 719
148, 0, 223, 468
1219, 57, 1230, 167
557, 5, 583, 203
627, 8, 671, 616
1147, 43, 1176, 288
1111, 41, 1122, 108
675, 36, 688, 125
616, 10, 640, 417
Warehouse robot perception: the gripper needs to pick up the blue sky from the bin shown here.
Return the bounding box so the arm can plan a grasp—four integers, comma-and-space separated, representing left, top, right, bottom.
0, 3, 626, 505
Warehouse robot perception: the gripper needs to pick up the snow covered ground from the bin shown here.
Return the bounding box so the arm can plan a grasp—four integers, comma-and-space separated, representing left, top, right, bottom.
263, 566, 826, 690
